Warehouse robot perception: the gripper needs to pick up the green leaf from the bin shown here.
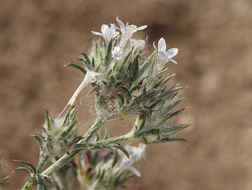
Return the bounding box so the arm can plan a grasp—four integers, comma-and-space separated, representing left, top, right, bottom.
135, 128, 160, 137
127, 56, 139, 87
161, 86, 184, 98
161, 124, 189, 136
92, 57, 95, 69
42, 175, 59, 190
118, 87, 131, 100
105, 39, 113, 67
161, 137, 187, 143
36, 174, 47, 190
61, 120, 77, 137
14, 160, 37, 174
112, 150, 118, 167
103, 128, 110, 140
137, 53, 155, 81
80, 52, 92, 70
66, 63, 86, 74
45, 110, 51, 130
115, 144, 130, 159
16, 167, 32, 175
119, 51, 131, 71
33, 135, 42, 147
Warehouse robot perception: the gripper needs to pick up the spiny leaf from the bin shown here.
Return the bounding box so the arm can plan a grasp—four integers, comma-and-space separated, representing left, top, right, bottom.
66, 63, 86, 74
80, 52, 92, 70
33, 135, 42, 147
161, 124, 190, 136
45, 110, 50, 130
92, 57, 95, 69
119, 51, 131, 71
135, 128, 160, 137
161, 86, 184, 98
112, 150, 118, 167
128, 56, 139, 87
105, 39, 113, 67
61, 120, 77, 138
36, 174, 46, 190
103, 128, 110, 140
16, 167, 32, 175
42, 175, 59, 190
137, 53, 155, 81
161, 137, 187, 143
118, 87, 131, 100
115, 144, 130, 159
14, 160, 36, 174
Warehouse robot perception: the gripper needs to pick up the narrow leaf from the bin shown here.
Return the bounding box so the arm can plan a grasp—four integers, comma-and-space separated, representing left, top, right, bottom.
66, 63, 86, 74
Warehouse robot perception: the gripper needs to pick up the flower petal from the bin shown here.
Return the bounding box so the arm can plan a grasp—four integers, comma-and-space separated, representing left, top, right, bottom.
158, 38, 166, 52
101, 24, 109, 34
128, 167, 141, 177
169, 58, 178, 64
91, 31, 103, 36
166, 48, 178, 58
116, 17, 125, 29
136, 25, 147, 31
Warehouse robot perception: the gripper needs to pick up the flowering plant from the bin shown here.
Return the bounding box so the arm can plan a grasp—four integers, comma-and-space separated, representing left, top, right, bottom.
14, 17, 188, 190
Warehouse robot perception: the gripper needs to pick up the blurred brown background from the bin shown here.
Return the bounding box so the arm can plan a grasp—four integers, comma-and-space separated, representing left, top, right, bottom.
0, 0, 252, 189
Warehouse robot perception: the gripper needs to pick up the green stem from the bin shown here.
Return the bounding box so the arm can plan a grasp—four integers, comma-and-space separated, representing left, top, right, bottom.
41, 118, 104, 176
93, 132, 134, 146
37, 155, 49, 173
21, 118, 104, 190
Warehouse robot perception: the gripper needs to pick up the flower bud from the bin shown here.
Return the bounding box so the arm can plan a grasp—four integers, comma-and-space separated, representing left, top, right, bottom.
41, 106, 78, 158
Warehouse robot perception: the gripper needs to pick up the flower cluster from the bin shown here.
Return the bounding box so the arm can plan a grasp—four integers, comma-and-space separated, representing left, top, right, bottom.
75, 144, 146, 190
18, 17, 187, 190
66, 17, 179, 122
39, 106, 78, 160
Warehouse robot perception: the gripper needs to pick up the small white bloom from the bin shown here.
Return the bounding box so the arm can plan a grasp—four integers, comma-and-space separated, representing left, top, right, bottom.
116, 17, 147, 44
112, 46, 123, 61
154, 37, 178, 68
130, 39, 146, 50
67, 70, 101, 106
58, 69, 102, 118
91, 24, 119, 45
119, 144, 146, 177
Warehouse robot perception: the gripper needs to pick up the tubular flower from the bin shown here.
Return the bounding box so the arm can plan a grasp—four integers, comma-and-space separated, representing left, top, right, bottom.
116, 17, 147, 44
68, 70, 102, 106
154, 37, 178, 69
119, 144, 146, 177
112, 46, 124, 61
92, 24, 119, 45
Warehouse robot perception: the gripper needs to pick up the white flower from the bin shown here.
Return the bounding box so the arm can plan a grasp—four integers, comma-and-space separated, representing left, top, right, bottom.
130, 39, 146, 50
112, 46, 123, 61
154, 37, 178, 67
67, 70, 101, 106
58, 70, 102, 118
91, 24, 119, 45
116, 17, 147, 44
119, 144, 146, 177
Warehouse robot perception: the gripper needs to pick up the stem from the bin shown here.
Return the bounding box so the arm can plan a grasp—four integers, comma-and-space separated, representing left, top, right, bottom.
41, 118, 104, 176
93, 132, 134, 147
37, 155, 49, 173
21, 116, 140, 189
21, 118, 104, 190
132, 114, 145, 132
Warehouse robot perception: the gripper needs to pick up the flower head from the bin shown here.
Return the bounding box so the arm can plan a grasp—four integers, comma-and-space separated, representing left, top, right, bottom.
116, 17, 147, 44
130, 39, 146, 50
92, 24, 119, 45
112, 46, 123, 61
119, 144, 146, 177
154, 37, 178, 68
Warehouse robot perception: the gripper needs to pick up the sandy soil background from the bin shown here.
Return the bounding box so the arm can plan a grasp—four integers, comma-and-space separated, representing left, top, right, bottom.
0, 0, 252, 189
